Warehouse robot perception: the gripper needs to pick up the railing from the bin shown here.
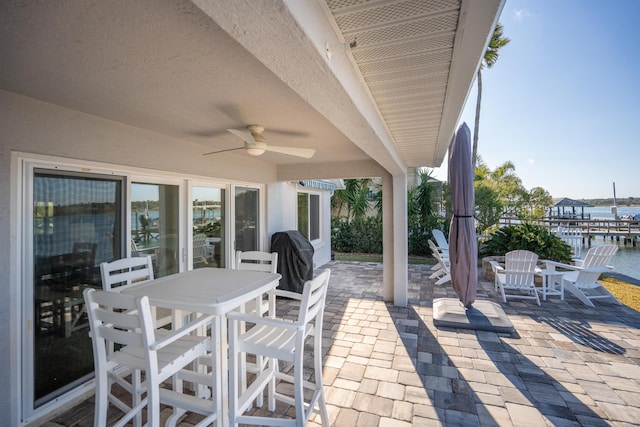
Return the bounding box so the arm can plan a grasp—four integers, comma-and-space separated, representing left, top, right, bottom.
499, 217, 640, 245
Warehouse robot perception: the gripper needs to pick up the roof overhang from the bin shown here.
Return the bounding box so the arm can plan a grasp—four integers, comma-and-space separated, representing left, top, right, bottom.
0, 0, 504, 179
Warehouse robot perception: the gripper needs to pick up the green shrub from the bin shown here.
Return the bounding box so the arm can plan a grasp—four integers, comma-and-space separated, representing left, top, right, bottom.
332, 214, 447, 257
479, 223, 573, 263
331, 216, 383, 254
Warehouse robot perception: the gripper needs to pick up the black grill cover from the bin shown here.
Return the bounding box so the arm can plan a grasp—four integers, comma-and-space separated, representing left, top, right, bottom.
270, 230, 314, 293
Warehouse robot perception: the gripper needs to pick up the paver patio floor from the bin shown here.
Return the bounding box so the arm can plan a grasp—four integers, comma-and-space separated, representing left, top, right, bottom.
42, 261, 640, 426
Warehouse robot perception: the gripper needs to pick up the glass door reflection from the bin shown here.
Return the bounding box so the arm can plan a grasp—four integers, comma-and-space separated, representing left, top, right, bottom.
192, 186, 225, 268
32, 170, 123, 407
131, 183, 179, 277
235, 187, 259, 252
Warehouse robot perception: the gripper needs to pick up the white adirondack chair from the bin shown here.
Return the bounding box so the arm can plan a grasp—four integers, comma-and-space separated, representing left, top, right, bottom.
428, 239, 451, 285
490, 250, 540, 305
545, 245, 620, 307
432, 229, 450, 256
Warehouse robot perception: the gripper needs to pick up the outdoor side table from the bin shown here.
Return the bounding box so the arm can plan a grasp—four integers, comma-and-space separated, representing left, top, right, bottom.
535, 268, 565, 301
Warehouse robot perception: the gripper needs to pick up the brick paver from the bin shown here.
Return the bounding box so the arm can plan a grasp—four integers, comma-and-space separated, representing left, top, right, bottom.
44, 261, 640, 426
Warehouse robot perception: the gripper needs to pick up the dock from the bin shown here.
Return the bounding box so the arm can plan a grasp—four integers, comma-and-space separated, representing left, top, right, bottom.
502, 218, 640, 247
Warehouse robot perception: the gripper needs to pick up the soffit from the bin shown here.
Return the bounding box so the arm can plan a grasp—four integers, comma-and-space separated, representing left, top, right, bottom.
325, 0, 461, 167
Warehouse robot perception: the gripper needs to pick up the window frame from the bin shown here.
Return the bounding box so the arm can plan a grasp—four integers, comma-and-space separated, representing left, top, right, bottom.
297, 190, 321, 243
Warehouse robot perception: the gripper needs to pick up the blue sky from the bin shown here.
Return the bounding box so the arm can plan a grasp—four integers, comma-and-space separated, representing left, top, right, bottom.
432, 0, 640, 200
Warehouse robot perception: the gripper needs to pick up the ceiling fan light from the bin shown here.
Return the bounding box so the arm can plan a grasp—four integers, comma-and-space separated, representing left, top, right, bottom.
246, 147, 265, 156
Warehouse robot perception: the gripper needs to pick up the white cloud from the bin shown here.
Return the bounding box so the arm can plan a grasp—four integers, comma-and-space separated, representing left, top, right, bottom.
527, 158, 535, 165
514, 9, 532, 22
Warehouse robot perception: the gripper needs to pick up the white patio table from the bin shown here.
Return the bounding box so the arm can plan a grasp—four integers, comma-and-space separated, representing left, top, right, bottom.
122, 267, 281, 427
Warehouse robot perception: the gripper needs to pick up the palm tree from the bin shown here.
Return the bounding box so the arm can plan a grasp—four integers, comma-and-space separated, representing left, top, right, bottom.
332, 178, 372, 221
472, 23, 510, 168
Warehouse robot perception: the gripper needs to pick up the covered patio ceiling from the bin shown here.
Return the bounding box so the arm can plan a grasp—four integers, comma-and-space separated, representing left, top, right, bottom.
0, 0, 503, 178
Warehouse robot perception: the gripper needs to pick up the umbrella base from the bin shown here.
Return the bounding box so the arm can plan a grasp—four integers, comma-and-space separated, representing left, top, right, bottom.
432, 298, 514, 334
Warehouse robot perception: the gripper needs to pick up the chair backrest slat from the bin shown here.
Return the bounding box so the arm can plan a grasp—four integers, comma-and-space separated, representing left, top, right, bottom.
94, 307, 143, 330
98, 326, 145, 348
100, 256, 154, 292
236, 251, 278, 274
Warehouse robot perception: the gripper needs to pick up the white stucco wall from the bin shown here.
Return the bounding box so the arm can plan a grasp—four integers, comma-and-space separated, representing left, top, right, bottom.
0, 117, 15, 427
266, 181, 333, 270
1, 91, 278, 182
0, 90, 326, 425
265, 182, 298, 242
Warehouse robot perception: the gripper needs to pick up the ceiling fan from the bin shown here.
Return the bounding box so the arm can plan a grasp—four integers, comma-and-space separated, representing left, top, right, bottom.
203, 124, 315, 159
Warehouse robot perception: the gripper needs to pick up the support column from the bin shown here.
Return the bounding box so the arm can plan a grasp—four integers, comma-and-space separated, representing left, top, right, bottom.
392, 174, 408, 306
382, 174, 393, 302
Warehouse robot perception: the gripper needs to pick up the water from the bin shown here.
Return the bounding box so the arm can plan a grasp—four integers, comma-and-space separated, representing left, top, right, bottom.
583, 206, 640, 220
578, 206, 640, 281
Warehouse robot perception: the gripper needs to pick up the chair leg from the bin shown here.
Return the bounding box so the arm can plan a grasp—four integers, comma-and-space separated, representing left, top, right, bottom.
293, 351, 305, 423
229, 319, 240, 425
435, 273, 451, 285
314, 331, 329, 427
564, 280, 595, 307
255, 353, 264, 407
147, 379, 161, 427
94, 370, 109, 427
132, 369, 142, 427
267, 358, 277, 412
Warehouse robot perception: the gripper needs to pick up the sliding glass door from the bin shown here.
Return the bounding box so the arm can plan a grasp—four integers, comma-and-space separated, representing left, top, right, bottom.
234, 187, 260, 253
131, 183, 180, 277
30, 169, 124, 408
192, 186, 226, 269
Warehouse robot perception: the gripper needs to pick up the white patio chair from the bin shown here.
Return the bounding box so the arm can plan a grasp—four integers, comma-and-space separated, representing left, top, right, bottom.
432, 229, 450, 255
545, 245, 620, 307
84, 288, 217, 427
428, 239, 451, 285
235, 250, 280, 403
490, 250, 540, 305
227, 269, 331, 427
100, 255, 172, 329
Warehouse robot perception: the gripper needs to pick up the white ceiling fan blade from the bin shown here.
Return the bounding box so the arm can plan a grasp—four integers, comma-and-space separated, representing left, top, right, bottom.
227, 128, 256, 144
202, 147, 245, 156
263, 145, 316, 159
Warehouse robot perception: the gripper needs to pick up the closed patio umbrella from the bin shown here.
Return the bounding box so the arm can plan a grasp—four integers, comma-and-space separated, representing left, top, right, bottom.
447, 122, 477, 307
